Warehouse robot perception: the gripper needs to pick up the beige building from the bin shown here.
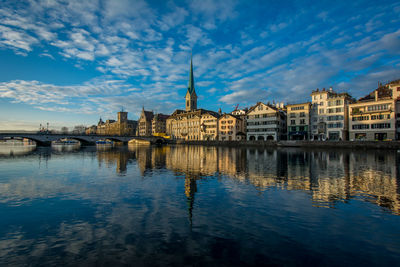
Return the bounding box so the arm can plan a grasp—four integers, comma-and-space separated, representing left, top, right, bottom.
152, 113, 169, 135
166, 55, 218, 141
218, 113, 246, 141
246, 102, 287, 141
138, 108, 154, 136
310, 87, 353, 140
286, 102, 311, 140
200, 112, 220, 140
349, 81, 400, 141
95, 111, 137, 136
232, 108, 248, 133
167, 109, 220, 140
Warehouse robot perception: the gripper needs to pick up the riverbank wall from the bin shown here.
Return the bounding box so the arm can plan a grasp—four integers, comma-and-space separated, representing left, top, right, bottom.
174, 140, 400, 149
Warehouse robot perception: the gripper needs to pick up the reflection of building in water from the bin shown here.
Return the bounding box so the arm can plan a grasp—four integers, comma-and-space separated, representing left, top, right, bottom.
349, 152, 399, 214
97, 150, 131, 174
308, 151, 350, 206
95, 145, 400, 215
185, 175, 197, 225
165, 146, 218, 176
217, 147, 247, 179
245, 149, 288, 188
242, 148, 399, 214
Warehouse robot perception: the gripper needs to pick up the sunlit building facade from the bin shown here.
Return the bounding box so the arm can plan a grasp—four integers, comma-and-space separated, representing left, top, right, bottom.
349, 81, 400, 141
218, 113, 246, 141
310, 87, 353, 141
246, 102, 286, 141
286, 102, 311, 140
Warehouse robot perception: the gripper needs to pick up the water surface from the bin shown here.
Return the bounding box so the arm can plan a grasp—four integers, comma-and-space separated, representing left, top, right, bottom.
0, 145, 399, 266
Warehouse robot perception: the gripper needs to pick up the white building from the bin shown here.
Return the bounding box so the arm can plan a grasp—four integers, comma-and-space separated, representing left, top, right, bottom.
246, 102, 286, 141
310, 87, 353, 141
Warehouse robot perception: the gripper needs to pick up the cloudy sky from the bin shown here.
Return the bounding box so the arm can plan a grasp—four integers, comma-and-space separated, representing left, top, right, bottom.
0, 0, 399, 130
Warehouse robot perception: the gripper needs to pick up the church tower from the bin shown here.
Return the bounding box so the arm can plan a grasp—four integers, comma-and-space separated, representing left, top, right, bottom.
185, 54, 197, 111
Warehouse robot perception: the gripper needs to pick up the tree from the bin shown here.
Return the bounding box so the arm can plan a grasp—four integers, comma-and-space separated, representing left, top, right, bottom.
61, 127, 69, 134
72, 125, 86, 134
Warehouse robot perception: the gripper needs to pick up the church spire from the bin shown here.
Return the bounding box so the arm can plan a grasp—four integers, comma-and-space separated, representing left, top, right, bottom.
188, 53, 195, 95
185, 53, 197, 111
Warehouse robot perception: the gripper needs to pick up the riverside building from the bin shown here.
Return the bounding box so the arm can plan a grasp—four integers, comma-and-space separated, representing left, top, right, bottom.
152, 113, 169, 136
138, 108, 154, 136
94, 111, 137, 136
349, 80, 400, 141
286, 102, 311, 140
166, 55, 219, 140
310, 87, 353, 141
218, 113, 246, 141
246, 102, 287, 141
200, 112, 220, 140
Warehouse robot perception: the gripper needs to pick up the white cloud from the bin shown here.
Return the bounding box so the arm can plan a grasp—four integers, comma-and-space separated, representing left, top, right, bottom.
0, 25, 38, 52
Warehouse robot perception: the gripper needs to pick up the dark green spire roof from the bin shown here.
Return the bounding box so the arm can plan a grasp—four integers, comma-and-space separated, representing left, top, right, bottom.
188, 54, 195, 95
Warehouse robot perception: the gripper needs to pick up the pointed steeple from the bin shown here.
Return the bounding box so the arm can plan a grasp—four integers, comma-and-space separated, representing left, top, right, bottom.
188, 53, 195, 95
185, 52, 197, 111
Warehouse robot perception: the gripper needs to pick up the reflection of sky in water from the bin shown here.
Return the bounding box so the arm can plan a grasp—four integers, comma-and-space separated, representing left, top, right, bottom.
0, 145, 399, 266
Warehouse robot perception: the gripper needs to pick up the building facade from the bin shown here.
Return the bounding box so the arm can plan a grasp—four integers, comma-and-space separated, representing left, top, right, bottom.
166, 55, 219, 141
218, 113, 246, 141
138, 108, 154, 136
95, 111, 137, 136
286, 102, 311, 140
200, 112, 220, 140
152, 113, 169, 136
246, 102, 286, 141
310, 87, 353, 141
349, 81, 400, 141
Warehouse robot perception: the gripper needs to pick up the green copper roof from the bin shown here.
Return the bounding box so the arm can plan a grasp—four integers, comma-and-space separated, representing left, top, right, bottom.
188, 54, 195, 95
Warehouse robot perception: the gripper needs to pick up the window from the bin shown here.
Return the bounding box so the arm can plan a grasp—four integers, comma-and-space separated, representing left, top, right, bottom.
352, 124, 369, 129
319, 102, 324, 106
300, 112, 305, 117
367, 104, 390, 111
336, 107, 343, 113
328, 115, 344, 121
291, 120, 295, 125
291, 106, 304, 111
352, 116, 369, 121
371, 123, 391, 129
319, 109, 324, 114
300, 119, 305, 124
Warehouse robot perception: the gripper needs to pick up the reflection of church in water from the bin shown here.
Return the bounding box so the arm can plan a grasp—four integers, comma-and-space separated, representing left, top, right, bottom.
97, 145, 400, 216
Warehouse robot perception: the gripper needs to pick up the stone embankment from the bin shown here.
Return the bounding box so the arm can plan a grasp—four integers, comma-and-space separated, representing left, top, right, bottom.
174, 140, 400, 149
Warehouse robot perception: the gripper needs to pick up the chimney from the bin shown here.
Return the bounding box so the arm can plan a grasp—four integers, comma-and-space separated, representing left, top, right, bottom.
374, 89, 378, 101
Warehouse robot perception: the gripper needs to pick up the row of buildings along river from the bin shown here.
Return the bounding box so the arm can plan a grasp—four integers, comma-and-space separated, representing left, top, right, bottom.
85, 56, 400, 141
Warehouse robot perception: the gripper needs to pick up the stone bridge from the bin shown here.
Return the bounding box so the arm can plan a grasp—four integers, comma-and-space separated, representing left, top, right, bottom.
0, 133, 169, 146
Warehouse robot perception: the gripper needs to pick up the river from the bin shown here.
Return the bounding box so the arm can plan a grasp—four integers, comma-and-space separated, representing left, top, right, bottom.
0, 144, 399, 266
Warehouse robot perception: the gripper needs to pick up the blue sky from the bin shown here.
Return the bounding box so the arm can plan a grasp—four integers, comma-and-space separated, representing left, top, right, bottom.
0, 0, 399, 131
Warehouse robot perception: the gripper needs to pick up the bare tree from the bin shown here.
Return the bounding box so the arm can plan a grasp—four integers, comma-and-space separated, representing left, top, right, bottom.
72, 125, 86, 134
61, 127, 69, 134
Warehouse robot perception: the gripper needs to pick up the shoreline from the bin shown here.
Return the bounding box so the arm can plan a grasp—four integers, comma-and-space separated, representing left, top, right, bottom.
173, 140, 400, 149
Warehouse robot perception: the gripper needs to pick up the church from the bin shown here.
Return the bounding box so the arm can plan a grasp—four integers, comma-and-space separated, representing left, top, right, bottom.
166, 55, 220, 140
